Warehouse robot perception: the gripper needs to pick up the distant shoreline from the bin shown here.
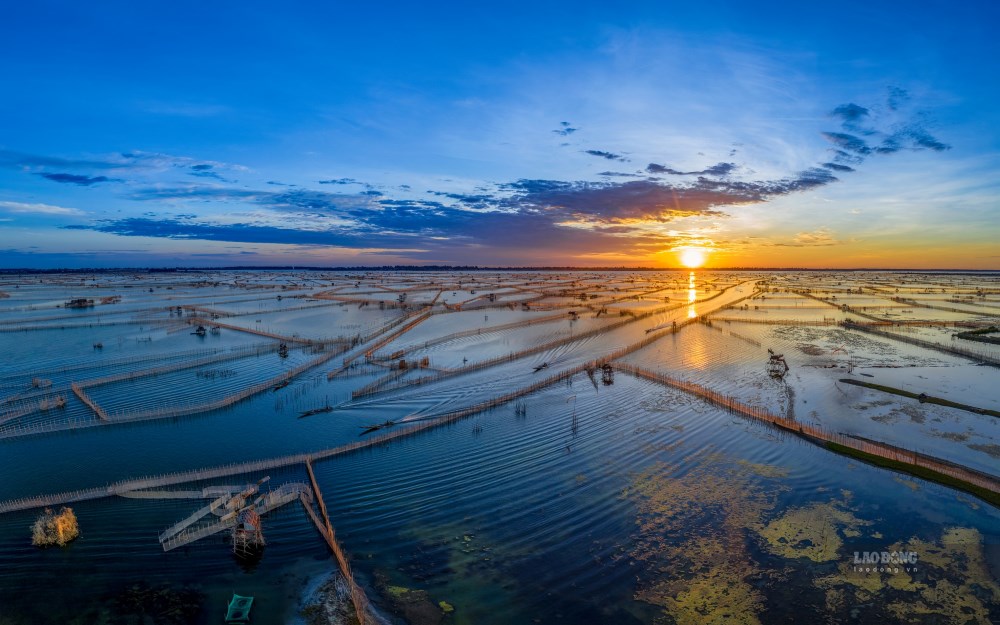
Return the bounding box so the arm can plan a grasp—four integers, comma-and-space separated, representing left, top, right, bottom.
0, 266, 998, 275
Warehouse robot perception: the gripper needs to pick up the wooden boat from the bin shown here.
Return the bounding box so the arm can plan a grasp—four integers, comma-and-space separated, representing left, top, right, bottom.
359, 420, 396, 435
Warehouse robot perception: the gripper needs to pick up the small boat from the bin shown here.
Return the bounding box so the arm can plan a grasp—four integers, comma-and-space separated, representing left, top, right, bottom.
299, 405, 333, 418
272, 379, 290, 391
533, 362, 549, 372
359, 420, 396, 435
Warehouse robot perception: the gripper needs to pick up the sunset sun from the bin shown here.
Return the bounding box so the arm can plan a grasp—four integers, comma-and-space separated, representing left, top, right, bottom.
679, 248, 707, 268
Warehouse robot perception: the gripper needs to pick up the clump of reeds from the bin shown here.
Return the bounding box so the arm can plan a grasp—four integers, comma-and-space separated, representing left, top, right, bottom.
31, 507, 80, 547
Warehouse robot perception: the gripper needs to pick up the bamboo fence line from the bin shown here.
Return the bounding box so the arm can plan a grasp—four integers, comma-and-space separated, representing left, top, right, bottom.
322, 310, 430, 379
613, 363, 1000, 495
358, 310, 433, 361
9, 290, 996, 514
0, 344, 300, 435
440, 292, 549, 312
0, 318, 175, 333
74, 343, 283, 389
0, 366, 583, 514
0, 308, 154, 326
696, 319, 764, 347
791, 290, 891, 322
185, 317, 322, 345
0, 392, 70, 426
0, 346, 349, 441
351, 369, 412, 397
372, 310, 576, 359
707, 316, 841, 326
183, 298, 354, 320
353, 282, 759, 399
0, 344, 248, 384
891, 297, 1000, 318
842, 321, 1000, 366
303, 460, 371, 625
70, 382, 108, 421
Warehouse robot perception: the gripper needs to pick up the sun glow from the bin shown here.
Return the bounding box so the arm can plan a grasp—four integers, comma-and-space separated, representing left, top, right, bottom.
679, 248, 707, 268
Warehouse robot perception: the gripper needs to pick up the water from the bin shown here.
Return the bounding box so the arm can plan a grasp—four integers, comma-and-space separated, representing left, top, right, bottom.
0, 270, 998, 624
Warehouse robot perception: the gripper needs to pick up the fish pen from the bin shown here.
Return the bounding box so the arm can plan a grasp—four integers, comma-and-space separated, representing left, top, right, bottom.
0, 345, 348, 440
612, 363, 1000, 503
0, 365, 585, 515
843, 321, 1000, 366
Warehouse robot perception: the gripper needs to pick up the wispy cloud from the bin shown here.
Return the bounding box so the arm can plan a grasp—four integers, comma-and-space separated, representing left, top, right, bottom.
37, 172, 117, 186
552, 121, 579, 136
583, 150, 629, 162
0, 200, 85, 216
646, 162, 736, 176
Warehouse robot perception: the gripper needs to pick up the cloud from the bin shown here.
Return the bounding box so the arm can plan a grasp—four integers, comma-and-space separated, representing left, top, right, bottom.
822, 92, 950, 164
2, 149, 246, 185
821, 132, 872, 156
66, 218, 388, 247
0, 200, 85, 216
792, 229, 840, 246
830, 103, 870, 130
886, 87, 909, 111
0, 150, 120, 171
552, 121, 578, 136
187, 164, 232, 181
37, 172, 116, 186
35, 86, 953, 264
646, 162, 736, 176
821, 162, 855, 172
583, 150, 628, 162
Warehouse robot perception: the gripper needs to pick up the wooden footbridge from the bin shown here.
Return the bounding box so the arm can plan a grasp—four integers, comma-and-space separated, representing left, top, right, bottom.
159, 481, 311, 552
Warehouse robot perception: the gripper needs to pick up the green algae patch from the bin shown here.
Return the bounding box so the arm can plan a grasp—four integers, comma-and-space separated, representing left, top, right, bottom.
758, 501, 869, 563
374, 579, 444, 625
816, 526, 1000, 624
737, 459, 790, 478
637, 562, 764, 625
626, 455, 785, 624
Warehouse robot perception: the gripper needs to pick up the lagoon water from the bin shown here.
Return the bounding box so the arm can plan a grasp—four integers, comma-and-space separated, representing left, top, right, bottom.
0, 270, 998, 624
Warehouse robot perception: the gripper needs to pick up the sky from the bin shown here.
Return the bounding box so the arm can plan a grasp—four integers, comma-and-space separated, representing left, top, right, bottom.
1, 1, 998, 269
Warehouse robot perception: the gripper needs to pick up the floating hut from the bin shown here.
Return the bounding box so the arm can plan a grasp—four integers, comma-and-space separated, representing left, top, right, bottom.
766, 349, 789, 378
601, 363, 614, 385
231, 507, 264, 559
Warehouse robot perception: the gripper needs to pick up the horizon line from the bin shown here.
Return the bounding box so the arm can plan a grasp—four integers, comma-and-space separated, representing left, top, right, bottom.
1, 265, 999, 274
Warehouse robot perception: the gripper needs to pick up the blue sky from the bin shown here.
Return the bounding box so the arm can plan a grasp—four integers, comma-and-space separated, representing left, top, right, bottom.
1, 1, 998, 268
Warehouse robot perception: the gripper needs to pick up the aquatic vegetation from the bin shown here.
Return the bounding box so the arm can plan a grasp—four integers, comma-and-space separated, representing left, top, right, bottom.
374, 577, 448, 625
816, 527, 1000, 624
627, 456, 786, 624
757, 498, 869, 563
736, 459, 790, 479
30, 507, 79, 547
